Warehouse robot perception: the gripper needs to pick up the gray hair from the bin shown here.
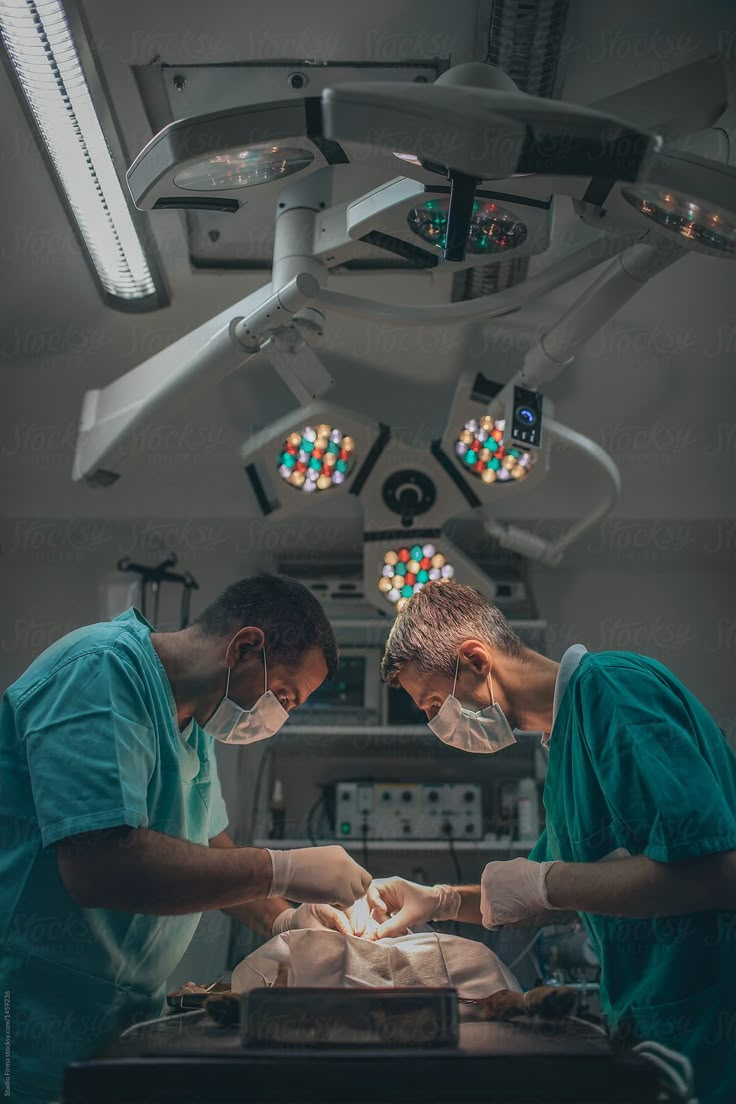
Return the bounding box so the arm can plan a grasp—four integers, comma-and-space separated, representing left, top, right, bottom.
381, 580, 524, 686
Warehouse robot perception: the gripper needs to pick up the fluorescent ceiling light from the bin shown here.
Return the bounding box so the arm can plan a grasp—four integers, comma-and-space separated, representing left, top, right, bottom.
0, 0, 164, 307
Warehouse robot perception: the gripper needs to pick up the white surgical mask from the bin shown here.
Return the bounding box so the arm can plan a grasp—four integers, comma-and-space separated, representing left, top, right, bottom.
204, 642, 288, 745
428, 654, 517, 754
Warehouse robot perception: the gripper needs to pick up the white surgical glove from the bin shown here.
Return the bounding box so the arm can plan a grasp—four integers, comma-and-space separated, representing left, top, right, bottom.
364, 877, 461, 939
272, 903, 354, 937
266, 845, 371, 909
480, 857, 560, 928
346, 896, 381, 940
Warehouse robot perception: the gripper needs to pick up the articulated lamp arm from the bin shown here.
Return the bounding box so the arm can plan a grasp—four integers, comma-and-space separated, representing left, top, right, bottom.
72, 273, 320, 485
483, 419, 621, 566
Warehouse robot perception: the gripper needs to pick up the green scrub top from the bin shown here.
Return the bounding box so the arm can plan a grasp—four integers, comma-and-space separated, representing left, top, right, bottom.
0, 609, 229, 1103
530, 649, 736, 1104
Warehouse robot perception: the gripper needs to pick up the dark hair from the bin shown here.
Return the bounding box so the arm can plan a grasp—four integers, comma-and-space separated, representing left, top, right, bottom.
195, 573, 338, 679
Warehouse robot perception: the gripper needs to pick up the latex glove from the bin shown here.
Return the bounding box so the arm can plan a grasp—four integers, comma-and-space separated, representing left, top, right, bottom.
266, 845, 371, 909
272, 903, 353, 937
361, 877, 461, 939
346, 895, 381, 940
480, 857, 560, 928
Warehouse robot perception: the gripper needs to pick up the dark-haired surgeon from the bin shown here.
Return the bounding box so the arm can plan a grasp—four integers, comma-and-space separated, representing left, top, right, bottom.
0, 574, 370, 1104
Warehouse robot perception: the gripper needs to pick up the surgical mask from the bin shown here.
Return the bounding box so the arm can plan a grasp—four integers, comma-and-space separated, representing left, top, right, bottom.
428, 654, 517, 754
204, 643, 288, 745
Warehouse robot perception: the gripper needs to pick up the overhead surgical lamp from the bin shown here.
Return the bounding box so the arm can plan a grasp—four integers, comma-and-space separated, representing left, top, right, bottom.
72, 54, 736, 493
127, 100, 348, 213
378, 542, 455, 604
620, 187, 736, 254
345, 177, 550, 269
575, 150, 736, 256
240, 402, 385, 518
322, 61, 657, 183
367, 537, 496, 614
357, 426, 503, 614
435, 372, 549, 501
241, 400, 502, 614
276, 423, 356, 494
323, 60, 736, 262
321, 61, 658, 262
0, 0, 166, 310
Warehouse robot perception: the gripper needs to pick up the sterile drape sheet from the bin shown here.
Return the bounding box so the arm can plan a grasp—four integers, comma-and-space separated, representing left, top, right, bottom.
232, 929, 520, 999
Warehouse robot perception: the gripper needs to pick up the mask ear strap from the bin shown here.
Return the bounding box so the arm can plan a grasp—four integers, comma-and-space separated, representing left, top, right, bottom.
451, 651, 461, 696
488, 666, 497, 706
262, 644, 268, 695
224, 630, 240, 700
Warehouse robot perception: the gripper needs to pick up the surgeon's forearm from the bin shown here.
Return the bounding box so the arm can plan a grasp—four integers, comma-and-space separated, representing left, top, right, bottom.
56, 826, 274, 914
221, 897, 289, 935
452, 886, 484, 925
545, 851, 736, 916
208, 831, 289, 933
451, 886, 572, 928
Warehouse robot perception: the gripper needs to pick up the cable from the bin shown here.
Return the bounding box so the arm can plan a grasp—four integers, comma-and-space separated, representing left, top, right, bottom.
119, 1009, 204, 1038
566, 1015, 606, 1038
246, 746, 273, 845
361, 821, 369, 869
508, 929, 542, 971
446, 831, 464, 883
633, 1041, 697, 1102
305, 793, 326, 845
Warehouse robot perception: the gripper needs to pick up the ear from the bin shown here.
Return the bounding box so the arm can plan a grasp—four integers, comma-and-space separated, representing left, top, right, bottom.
226, 626, 265, 667
459, 639, 492, 678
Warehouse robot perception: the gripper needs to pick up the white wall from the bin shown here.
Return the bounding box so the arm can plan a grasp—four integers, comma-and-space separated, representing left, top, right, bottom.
3, 513, 733, 734
532, 561, 736, 748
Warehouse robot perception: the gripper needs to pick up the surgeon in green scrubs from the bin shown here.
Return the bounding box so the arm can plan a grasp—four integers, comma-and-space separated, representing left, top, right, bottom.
359, 581, 736, 1104
0, 574, 371, 1104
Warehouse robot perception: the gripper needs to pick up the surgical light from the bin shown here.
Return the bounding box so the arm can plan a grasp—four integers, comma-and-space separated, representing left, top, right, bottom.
378, 543, 455, 610
0, 0, 163, 307
277, 424, 355, 493
407, 198, 527, 256
621, 186, 736, 255
173, 144, 315, 191
394, 152, 421, 166
455, 417, 536, 484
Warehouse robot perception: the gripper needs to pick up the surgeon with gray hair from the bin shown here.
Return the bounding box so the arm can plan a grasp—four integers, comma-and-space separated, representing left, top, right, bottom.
358, 580, 736, 1104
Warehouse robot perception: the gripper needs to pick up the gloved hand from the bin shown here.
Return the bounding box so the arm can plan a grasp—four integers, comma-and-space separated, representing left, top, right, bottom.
266, 845, 371, 909
480, 857, 560, 928
272, 903, 354, 937
360, 877, 461, 939
345, 895, 381, 940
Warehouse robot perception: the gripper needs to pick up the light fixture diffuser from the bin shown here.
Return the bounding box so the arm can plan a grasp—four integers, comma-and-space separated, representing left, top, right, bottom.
621, 186, 736, 255
407, 197, 528, 256
455, 416, 536, 484
277, 423, 355, 493
0, 0, 165, 308
378, 542, 455, 610
173, 144, 315, 192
